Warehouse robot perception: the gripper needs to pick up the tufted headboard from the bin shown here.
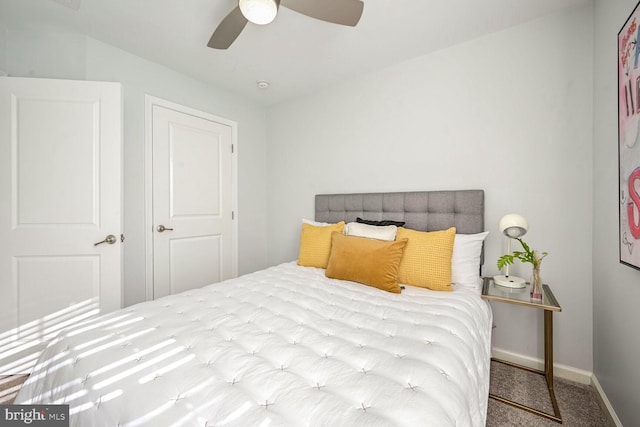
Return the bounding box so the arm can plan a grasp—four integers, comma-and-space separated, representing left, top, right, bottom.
315, 190, 485, 263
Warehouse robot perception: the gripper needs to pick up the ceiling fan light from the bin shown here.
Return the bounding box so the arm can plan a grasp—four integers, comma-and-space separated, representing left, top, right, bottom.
239, 0, 278, 25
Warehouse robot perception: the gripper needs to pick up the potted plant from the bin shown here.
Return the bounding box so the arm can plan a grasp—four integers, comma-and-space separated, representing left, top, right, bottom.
497, 238, 548, 301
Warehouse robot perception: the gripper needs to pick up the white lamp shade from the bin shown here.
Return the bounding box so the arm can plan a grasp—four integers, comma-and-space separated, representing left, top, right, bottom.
498, 214, 528, 238
239, 0, 278, 25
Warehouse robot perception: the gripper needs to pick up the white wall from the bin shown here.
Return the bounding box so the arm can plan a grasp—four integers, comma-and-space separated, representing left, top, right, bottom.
594, 0, 640, 424
267, 5, 594, 371
4, 27, 86, 80
1, 26, 269, 307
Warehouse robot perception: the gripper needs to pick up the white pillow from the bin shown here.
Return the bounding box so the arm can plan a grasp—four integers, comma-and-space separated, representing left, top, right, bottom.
344, 222, 397, 241
451, 231, 489, 284
302, 218, 330, 226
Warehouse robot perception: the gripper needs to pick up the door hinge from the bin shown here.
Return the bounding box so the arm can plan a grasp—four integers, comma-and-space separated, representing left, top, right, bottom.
231, 144, 234, 154
232, 211, 235, 220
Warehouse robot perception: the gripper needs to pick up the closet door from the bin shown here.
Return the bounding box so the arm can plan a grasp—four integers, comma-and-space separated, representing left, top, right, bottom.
0, 77, 122, 374
149, 99, 237, 300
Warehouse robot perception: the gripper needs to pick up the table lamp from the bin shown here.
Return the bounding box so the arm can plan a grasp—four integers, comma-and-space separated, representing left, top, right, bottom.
493, 213, 528, 288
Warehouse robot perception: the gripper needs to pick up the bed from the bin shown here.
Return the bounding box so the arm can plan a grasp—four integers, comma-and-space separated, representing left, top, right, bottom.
16, 190, 492, 427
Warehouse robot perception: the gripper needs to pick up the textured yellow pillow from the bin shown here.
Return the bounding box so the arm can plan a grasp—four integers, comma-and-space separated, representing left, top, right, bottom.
325, 232, 408, 293
396, 227, 456, 291
297, 221, 345, 268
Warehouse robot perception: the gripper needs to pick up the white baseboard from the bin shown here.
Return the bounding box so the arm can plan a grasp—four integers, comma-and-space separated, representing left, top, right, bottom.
591, 374, 624, 427
491, 347, 623, 426
491, 347, 592, 384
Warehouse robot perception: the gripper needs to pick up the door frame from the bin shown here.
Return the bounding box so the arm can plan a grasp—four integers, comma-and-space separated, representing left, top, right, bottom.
144, 95, 238, 301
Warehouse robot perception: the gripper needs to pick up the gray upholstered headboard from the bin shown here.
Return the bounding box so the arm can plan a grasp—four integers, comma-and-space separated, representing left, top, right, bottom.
315, 190, 485, 262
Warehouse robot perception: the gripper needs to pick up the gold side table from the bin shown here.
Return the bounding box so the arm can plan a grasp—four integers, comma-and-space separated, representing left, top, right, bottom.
482, 277, 563, 423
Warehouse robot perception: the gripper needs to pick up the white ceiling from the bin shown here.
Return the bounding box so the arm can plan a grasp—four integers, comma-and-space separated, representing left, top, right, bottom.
0, 0, 590, 106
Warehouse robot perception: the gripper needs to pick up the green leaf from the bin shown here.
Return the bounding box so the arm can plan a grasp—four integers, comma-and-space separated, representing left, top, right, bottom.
497, 254, 514, 270
516, 238, 531, 254
496, 237, 549, 270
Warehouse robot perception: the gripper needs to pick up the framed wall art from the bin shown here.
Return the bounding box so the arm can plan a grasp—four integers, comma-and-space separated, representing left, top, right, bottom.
619, 0, 640, 270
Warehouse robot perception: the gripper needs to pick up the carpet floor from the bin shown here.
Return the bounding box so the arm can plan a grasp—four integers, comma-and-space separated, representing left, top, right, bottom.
0, 375, 28, 405
487, 361, 613, 426
1, 363, 614, 426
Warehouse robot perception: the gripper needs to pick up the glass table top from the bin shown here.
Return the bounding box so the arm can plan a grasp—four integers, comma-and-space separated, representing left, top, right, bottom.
482, 277, 561, 311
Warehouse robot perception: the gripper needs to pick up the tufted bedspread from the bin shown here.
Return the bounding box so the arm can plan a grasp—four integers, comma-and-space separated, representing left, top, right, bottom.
16, 262, 493, 427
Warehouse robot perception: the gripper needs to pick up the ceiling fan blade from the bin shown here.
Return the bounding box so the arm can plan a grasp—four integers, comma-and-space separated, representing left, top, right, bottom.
281, 0, 364, 27
207, 6, 248, 49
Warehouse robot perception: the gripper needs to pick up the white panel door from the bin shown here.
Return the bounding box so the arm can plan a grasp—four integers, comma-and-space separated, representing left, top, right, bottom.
0, 77, 122, 374
151, 103, 235, 299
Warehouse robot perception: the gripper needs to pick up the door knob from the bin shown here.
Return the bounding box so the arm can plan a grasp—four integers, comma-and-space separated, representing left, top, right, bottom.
94, 234, 117, 246
156, 225, 174, 232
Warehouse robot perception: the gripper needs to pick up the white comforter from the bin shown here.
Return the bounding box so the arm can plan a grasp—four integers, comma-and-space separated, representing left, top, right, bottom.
16, 262, 492, 427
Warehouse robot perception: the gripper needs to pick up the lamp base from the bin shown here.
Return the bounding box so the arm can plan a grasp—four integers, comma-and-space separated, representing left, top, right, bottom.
493, 275, 526, 288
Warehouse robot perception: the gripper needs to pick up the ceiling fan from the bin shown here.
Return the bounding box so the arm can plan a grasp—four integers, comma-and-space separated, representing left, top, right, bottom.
208, 0, 364, 49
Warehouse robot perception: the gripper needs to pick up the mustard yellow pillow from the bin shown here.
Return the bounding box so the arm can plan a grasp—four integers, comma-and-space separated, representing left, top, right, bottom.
396, 227, 456, 291
297, 221, 345, 268
325, 232, 408, 293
